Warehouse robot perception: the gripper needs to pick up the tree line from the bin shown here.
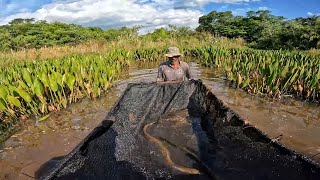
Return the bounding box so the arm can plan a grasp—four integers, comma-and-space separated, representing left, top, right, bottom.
197, 10, 320, 50
0, 10, 319, 51
0, 18, 194, 51
0, 18, 139, 51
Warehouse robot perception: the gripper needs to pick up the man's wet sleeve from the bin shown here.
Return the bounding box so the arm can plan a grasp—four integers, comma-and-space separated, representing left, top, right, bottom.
156, 66, 164, 81
186, 64, 192, 80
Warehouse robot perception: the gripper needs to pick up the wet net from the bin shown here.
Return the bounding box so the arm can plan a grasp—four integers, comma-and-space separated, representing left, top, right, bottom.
42, 80, 320, 180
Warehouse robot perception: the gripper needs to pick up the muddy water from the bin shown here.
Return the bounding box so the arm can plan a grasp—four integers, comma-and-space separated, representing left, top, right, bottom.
200, 67, 320, 162
0, 88, 121, 180
1, 61, 320, 179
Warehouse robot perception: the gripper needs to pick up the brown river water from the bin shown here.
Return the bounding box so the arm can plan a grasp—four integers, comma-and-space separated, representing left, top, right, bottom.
1, 61, 320, 179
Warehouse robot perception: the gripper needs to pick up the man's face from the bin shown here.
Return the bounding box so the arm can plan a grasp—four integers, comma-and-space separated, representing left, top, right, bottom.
168, 56, 180, 62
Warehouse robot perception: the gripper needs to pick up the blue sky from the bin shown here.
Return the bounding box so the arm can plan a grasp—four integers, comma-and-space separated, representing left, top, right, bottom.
0, 0, 52, 17
203, 0, 320, 19
0, 0, 319, 33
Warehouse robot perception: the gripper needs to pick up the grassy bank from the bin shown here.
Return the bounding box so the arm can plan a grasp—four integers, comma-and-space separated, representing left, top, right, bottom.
0, 35, 246, 66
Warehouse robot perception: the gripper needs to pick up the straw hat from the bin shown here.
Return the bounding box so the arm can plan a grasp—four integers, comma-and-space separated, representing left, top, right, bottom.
165, 47, 182, 57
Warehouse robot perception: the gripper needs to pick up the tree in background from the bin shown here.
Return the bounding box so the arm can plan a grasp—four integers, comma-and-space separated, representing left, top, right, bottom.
0, 12, 319, 51
0, 19, 139, 51
197, 10, 319, 50
140, 24, 194, 41
197, 11, 246, 38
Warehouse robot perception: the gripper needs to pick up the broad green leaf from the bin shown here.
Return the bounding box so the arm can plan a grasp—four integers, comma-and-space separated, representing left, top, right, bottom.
40, 72, 49, 87
49, 75, 58, 92
54, 72, 63, 87
8, 95, 21, 108
267, 72, 276, 87
18, 80, 29, 90
8, 84, 18, 96
16, 88, 32, 103
22, 69, 33, 87
290, 71, 299, 84
38, 113, 52, 122
241, 78, 250, 88
67, 74, 75, 89
281, 62, 289, 78
272, 86, 279, 93
0, 99, 6, 110
33, 78, 44, 97
61, 74, 66, 86
310, 76, 317, 88
0, 84, 8, 100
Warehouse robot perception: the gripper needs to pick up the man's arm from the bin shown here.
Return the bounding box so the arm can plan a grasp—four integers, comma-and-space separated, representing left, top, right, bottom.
185, 63, 192, 80
156, 66, 164, 82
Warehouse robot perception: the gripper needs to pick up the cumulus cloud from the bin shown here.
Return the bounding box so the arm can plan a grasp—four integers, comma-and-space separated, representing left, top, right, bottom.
139, 0, 260, 9
0, 0, 260, 33
258, 6, 269, 10
307, 12, 320, 16
0, 0, 52, 16
232, 8, 251, 16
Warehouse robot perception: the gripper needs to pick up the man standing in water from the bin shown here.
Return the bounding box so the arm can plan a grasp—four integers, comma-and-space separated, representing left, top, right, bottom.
157, 47, 192, 82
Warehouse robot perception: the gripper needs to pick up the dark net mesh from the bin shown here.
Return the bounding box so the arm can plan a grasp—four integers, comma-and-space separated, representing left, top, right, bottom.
42, 80, 320, 180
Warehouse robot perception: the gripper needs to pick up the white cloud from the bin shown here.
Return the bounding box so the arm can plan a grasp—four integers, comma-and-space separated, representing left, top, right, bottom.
232, 6, 269, 16
232, 8, 251, 16
142, 0, 260, 8
307, 12, 320, 16
178, 0, 260, 6
0, 0, 50, 16
258, 6, 269, 10
0, 0, 260, 33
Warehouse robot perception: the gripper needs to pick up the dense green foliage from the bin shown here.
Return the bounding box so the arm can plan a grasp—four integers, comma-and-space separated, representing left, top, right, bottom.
141, 25, 195, 40
0, 18, 139, 50
0, 51, 130, 137
1, 45, 318, 125
197, 10, 320, 50
0, 42, 199, 135
3, 11, 317, 51
0, 18, 199, 51
192, 46, 320, 101
0, 43, 319, 142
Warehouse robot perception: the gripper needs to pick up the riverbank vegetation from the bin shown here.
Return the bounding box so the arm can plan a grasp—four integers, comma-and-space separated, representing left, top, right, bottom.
0, 10, 319, 142
0, 32, 245, 142
197, 10, 319, 50
1, 10, 318, 52
192, 46, 320, 101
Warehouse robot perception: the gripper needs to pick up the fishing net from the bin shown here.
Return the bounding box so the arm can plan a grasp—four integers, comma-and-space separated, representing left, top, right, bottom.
41, 80, 320, 180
